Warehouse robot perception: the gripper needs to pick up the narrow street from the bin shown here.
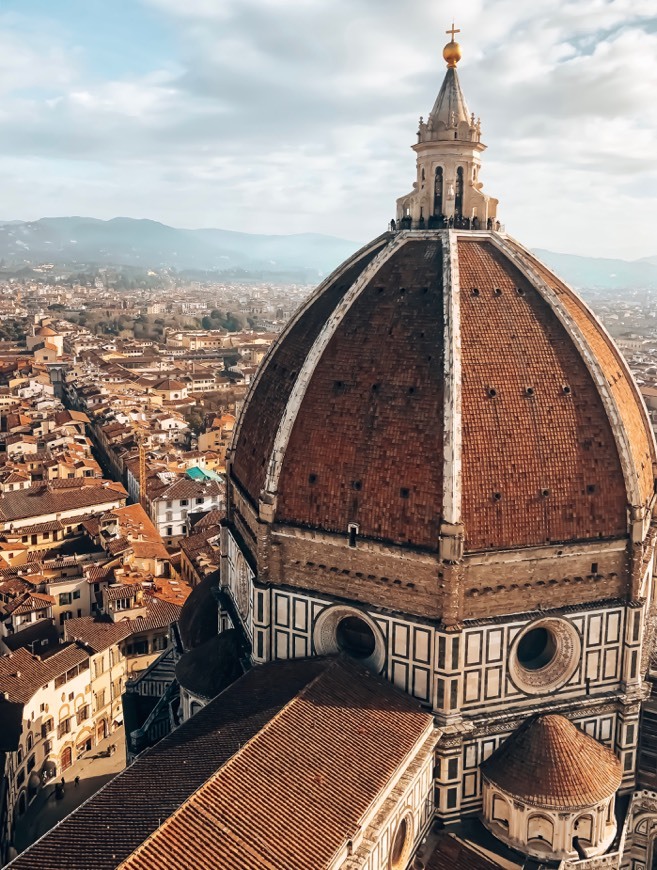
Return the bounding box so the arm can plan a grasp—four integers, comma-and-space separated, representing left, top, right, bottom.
12, 727, 126, 855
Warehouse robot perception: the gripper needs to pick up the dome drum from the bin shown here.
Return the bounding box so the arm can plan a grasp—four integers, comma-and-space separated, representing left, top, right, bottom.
482, 779, 618, 862
508, 617, 581, 696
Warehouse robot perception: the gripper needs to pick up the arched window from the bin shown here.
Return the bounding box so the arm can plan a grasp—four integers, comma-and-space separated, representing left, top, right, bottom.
455, 167, 464, 218
26, 732, 33, 751
492, 794, 510, 827
574, 814, 593, 844
527, 814, 554, 847
434, 168, 443, 217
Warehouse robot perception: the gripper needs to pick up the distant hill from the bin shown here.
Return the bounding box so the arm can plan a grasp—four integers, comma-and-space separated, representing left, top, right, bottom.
533, 249, 657, 292
0, 217, 357, 277
0, 216, 656, 288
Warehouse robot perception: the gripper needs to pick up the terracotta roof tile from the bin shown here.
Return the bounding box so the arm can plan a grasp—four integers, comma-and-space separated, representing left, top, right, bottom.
425, 833, 503, 870
232, 239, 387, 503
4, 591, 54, 616
64, 616, 133, 653
276, 239, 445, 549
0, 644, 89, 705
514, 242, 657, 508
0, 481, 127, 524
481, 714, 622, 809
121, 657, 434, 870
8, 658, 330, 870
458, 239, 627, 550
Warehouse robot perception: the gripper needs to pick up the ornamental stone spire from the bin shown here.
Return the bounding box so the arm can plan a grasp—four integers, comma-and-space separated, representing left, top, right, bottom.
396, 26, 499, 229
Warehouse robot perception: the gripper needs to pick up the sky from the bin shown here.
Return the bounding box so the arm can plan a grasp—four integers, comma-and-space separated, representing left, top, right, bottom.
1, 0, 656, 259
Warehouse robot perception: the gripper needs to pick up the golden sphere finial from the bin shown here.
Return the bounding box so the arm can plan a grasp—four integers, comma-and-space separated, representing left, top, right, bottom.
443, 22, 462, 68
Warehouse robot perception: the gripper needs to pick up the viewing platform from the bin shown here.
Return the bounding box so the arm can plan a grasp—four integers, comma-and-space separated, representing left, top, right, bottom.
390, 215, 504, 232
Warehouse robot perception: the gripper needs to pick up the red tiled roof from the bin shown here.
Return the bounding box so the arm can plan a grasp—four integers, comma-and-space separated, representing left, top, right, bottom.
106, 582, 141, 601
231, 234, 654, 558
84, 562, 115, 583
64, 616, 133, 653
481, 714, 622, 809
0, 644, 88, 704
457, 239, 627, 550
425, 833, 503, 870
276, 239, 444, 549
7, 658, 331, 870
106, 536, 132, 555
9, 657, 434, 870
231, 239, 387, 505
0, 481, 127, 524
518, 243, 656, 508
4, 591, 54, 616
120, 657, 435, 870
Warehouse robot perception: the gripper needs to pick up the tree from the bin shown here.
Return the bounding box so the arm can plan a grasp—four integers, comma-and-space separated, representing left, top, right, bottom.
223, 312, 246, 332
186, 409, 205, 435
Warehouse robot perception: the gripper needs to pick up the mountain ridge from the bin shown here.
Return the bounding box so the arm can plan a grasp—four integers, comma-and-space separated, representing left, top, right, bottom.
0, 216, 655, 289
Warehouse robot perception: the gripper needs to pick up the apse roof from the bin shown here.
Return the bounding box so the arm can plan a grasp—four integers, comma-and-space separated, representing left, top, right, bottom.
481, 713, 622, 809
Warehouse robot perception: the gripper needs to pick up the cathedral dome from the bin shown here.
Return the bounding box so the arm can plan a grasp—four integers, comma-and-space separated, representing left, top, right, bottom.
227, 29, 656, 626
230, 231, 655, 555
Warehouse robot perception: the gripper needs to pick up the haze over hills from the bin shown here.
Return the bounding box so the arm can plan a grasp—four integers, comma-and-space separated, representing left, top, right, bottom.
1, 216, 656, 291
0, 217, 356, 279
533, 249, 657, 293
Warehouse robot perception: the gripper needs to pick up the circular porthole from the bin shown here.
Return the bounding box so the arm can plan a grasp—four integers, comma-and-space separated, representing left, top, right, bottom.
336, 616, 376, 659
314, 606, 386, 672
517, 627, 557, 670
234, 552, 250, 619
509, 618, 580, 695
390, 813, 414, 869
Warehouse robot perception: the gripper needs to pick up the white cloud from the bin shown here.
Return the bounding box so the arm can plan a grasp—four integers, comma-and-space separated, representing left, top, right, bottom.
0, 1, 656, 258
0, 12, 77, 96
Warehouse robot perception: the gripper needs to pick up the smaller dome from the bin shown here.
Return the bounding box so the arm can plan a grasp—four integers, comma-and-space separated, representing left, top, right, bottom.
443, 40, 462, 68
175, 630, 243, 700
177, 576, 219, 651
482, 714, 622, 809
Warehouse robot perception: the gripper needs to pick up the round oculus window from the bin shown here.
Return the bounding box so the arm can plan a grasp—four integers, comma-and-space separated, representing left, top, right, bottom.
336, 615, 376, 659
516, 627, 557, 671
510, 618, 580, 695
390, 815, 413, 869
313, 606, 386, 673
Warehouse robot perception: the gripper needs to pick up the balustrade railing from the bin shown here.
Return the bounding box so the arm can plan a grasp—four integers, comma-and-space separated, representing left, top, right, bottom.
390, 216, 505, 232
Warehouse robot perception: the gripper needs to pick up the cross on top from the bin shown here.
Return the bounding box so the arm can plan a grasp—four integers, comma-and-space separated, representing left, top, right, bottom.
446, 22, 460, 41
